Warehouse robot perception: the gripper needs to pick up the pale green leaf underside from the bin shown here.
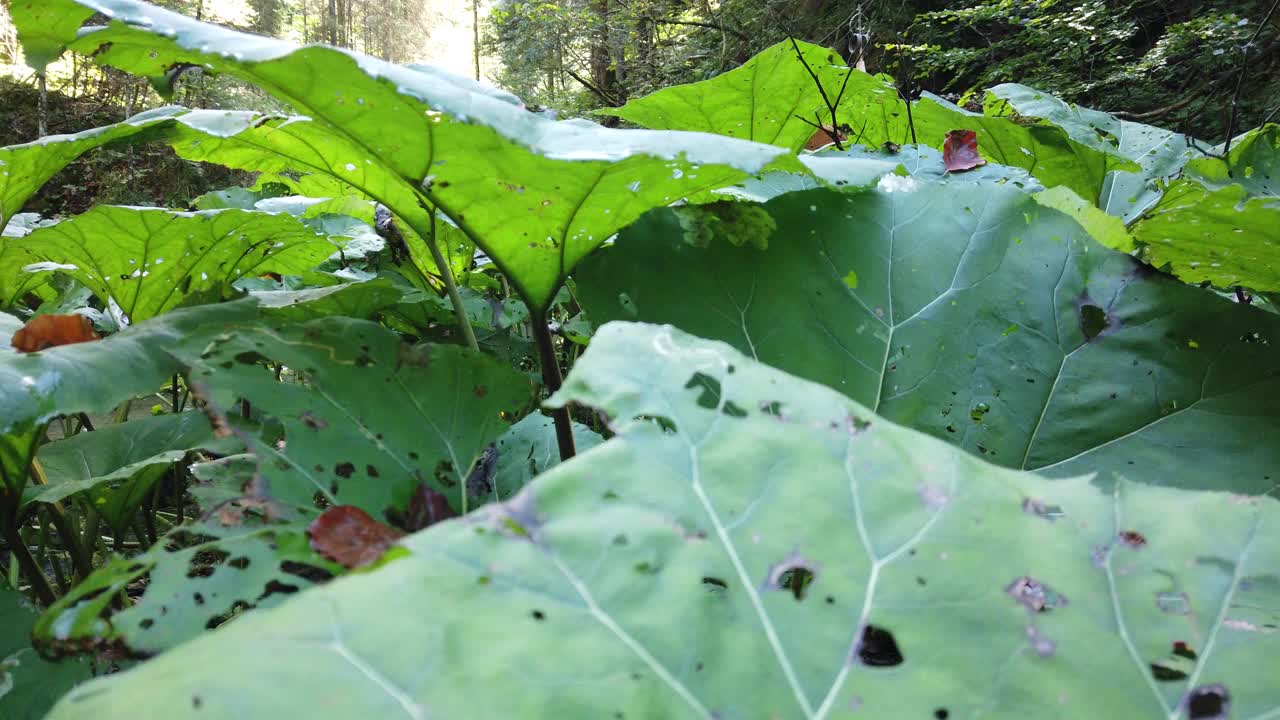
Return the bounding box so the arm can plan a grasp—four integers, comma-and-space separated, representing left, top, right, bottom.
46, 322, 1280, 719
6, 206, 344, 323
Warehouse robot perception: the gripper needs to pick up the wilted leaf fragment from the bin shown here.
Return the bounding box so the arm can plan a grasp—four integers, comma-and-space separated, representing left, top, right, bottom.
11, 314, 99, 353
307, 506, 404, 569
943, 130, 986, 173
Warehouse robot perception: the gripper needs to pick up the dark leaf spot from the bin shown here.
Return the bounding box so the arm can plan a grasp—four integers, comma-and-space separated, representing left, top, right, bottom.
934, 710, 950, 720
334, 462, 356, 479
702, 576, 728, 592
531, 609, 546, 621
1119, 530, 1147, 548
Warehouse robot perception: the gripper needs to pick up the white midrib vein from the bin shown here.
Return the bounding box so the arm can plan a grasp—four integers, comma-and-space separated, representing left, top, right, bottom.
545, 552, 713, 718
325, 602, 426, 719
689, 441, 816, 717
813, 435, 950, 719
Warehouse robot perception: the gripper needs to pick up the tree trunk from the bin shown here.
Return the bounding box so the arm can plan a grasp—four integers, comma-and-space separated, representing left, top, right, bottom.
473, 0, 481, 81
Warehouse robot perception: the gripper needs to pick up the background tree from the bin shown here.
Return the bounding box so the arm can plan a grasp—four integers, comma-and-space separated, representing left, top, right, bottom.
483, 0, 1279, 140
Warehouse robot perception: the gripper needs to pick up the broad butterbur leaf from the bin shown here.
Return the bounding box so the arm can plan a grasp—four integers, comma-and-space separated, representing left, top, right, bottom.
35, 516, 328, 658
175, 318, 534, 516
16, 0, 808, 310
576, 186, 1280, 493
25, 412, 240, 528
0, 585, 91, 720
1129, 125, 1280, 292
42, 322, 1280, 719
6, 206, 347, 323
985, 84, 1195, 223
0, 107, 184, 234
608, 40, 1133, 201
0, 300, 257, 435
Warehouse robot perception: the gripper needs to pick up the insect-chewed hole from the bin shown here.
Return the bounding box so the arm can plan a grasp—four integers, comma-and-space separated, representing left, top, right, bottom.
1186, 684, 1230, 719
857, 625, 904, 667
777, 567, 815, 601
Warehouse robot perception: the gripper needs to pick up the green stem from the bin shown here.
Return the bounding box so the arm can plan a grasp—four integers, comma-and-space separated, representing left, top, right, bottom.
531, 310, 576, 462
424, 206, 479, 352
2, 517, 56, 604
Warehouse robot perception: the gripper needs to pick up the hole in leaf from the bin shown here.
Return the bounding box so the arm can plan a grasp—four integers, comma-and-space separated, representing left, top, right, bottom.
1080, 304, 1108, 340
768, 556, 817, 601
1151, 662, 1189, 682
1156, 591, 1191, 614
857, 625, 904, 666
1005, 576, 1069, 612
684, 372, 724, 410
1186, 684, 1229, 719
702, 576, 728, 592
1022, 498, 1065, 520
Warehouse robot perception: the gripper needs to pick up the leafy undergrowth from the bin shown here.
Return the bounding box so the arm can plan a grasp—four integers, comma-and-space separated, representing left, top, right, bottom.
0, 1, 1276, 718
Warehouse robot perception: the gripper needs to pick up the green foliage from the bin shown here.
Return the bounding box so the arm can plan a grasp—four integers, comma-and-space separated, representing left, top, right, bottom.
576, 187, 1280, 492
0, 584, 91, 719
2, 3, 1279, 716
41, 322, 1280, 719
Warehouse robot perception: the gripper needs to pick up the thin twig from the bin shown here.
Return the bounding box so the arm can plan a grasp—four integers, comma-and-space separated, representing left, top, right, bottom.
1223, 0, 1280, 155
788, 36, 845, 150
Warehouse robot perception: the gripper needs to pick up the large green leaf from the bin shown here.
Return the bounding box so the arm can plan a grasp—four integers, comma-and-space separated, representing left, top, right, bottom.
1184, 125, 1280, 197
1131, 183, 1280, 292
17, 1, 808, 310
6, 206, 347, 323
0, 584, 91, 720
604, 39, 888, 152
35, 516, 328, 658
26, 412, 240, 530
43, 322, 1280, 719
607, 40, 1133, 201
487, 413, 603, 503
176, 318, 535, 515
1129, 125, 1280, 292
0, 300, 257, 436
576, 186, 1280, 492
0, 107, 184, 234
985, 84, 1196, 224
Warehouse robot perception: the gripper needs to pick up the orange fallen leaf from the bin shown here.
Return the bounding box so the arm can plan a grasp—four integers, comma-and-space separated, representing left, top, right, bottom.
942, 129, 987, 172
307, 506, 404, 569
804, 124, 848, 151
11, 314, 100, 353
